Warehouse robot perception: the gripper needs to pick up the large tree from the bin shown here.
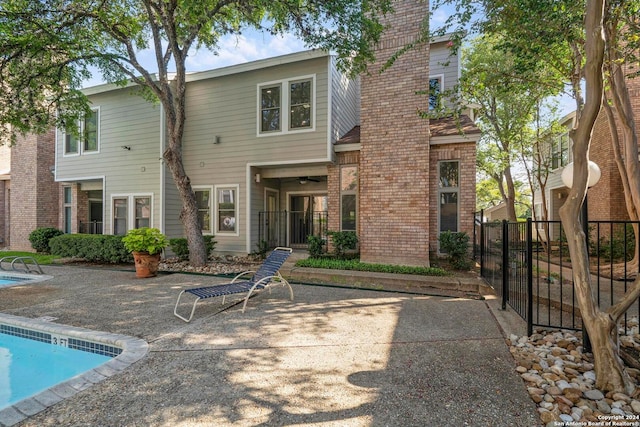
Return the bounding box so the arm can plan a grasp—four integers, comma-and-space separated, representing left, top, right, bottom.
431, 0, 640, 393
0, 0, 392, 265
460, 34, 561, 221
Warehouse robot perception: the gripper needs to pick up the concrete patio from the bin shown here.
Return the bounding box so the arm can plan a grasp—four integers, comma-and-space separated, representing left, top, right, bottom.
0, 265, 540, 426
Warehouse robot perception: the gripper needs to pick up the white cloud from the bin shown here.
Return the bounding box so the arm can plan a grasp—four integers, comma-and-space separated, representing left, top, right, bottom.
83, 31, 307, 88
185, 32, 306, 72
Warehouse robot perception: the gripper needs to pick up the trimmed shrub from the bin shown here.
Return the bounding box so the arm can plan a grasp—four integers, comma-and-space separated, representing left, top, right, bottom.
438, 231, 471, 270
327, 231, 358, 259
49, 234, 132, 263
168, 235, 217, 260
307, 235, 326, 258
29, 227, 64, 253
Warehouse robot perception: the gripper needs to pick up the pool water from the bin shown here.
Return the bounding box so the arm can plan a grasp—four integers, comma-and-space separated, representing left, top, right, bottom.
0, 277, 26, 287
0, 332, 113, 409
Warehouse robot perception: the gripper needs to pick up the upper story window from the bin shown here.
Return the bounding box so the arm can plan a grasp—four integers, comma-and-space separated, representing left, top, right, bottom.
64, 108, 100, 155
429, 76, 443, 111
552, 133, 571, 169
260, 85, 281, 132
289, 79, 312, 129
258, 75, 315, 136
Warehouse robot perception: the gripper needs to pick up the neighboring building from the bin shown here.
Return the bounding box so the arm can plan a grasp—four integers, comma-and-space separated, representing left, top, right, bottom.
0, 131, 60, 251
5, 1, 480, 265
483, 203, 509, 222
533, 73, 640, 237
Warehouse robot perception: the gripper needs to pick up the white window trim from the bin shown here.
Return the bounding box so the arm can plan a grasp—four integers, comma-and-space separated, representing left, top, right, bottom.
257, 74, 316, 137
429, 74, 444, 111
62, 107, 101, 157
214, 184, 240, 236
193, 185, 214, 235
110, 193, 153, 235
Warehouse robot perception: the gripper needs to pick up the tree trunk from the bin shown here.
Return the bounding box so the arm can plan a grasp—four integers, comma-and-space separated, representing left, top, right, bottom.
504, 167, 518, 221
161, 74, 207, 266
559, 0, 635, 394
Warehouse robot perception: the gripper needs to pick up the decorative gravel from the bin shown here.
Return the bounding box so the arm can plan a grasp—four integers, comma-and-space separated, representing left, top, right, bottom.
510, 322, 640, 426
159, 255, 264, 275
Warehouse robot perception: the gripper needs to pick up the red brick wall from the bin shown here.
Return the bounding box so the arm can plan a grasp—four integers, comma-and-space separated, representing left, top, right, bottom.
0, 180, 7, 247
11, 129, 60, 251
587, 71, 640, 221
359, 0, 431, 266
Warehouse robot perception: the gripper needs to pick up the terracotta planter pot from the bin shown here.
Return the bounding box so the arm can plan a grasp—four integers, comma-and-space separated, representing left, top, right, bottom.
132, 251, 161, 278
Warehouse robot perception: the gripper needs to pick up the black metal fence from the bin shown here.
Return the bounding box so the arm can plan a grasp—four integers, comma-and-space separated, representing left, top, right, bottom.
476, 215, 640, 337
258, 210, 328, 248
79, 221, 103, 234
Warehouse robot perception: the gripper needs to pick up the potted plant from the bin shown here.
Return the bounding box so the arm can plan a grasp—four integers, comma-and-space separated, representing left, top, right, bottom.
121, 227, 168, 278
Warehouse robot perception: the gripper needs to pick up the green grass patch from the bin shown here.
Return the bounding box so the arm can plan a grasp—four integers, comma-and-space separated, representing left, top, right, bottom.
0, 251, 60, 265
295, 258, 449, 276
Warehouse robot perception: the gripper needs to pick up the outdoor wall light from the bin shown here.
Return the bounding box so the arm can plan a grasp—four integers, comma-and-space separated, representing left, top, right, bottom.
561, 161, 601, 189
121, 146, 131, 150
214, 136, 221, 144
255, 173, 261, 183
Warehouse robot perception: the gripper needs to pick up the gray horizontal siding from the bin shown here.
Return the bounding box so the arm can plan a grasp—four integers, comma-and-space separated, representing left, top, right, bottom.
430, 42, 459, 98
330, 56, 360, 141
56, 87, 163, 233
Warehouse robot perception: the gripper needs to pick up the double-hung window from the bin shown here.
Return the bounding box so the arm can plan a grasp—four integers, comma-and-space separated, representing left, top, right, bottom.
340, 166, 358, 231
260, 85, 281, 132
552, 133, 571, 169
112, 195, 152, 235
438, 161, 459, 235
194, 188, 212, 233
63, 187, 72, 233
258, 75, 314, 135
289, 79, 312, 129
64, 108, 100, 155
215, 185, 239, 235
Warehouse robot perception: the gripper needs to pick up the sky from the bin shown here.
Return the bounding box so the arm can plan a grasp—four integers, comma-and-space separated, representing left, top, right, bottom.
81, 7, 575, 117
82, 8, 453, 89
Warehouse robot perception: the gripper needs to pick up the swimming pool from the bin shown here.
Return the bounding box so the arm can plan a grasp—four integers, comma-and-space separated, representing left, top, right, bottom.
0, 331, 114, 409
0, 314, 148, 426
0, 273, 52, 288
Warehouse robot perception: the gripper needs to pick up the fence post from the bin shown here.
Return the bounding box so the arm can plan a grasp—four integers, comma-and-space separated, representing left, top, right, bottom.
526, 217, 533, 336
480, 216, 485, 277
502, 220, 509, 310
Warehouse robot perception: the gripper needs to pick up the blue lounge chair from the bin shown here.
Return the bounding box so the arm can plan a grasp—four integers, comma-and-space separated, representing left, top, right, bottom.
174, 247, 293, 322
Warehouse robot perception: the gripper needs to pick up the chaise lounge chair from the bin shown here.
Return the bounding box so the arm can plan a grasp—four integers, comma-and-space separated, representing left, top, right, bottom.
174, 247, 293, 322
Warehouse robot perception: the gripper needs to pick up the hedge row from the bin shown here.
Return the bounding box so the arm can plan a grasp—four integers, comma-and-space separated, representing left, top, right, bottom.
49, 234, 133, 264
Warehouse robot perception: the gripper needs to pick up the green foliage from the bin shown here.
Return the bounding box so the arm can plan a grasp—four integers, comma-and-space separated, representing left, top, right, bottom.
168, 236, 216, 260
438, 231, 472, 270
307, 235, 326, 258
327, 231, 358, 259
49, 234, 132, 263
121, 228, 168, 255
591, 224, 636, 262
0, 251, 59, 265
295, 258, 449, 277
28, 227, 64, 253
252, 240, 269, 260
